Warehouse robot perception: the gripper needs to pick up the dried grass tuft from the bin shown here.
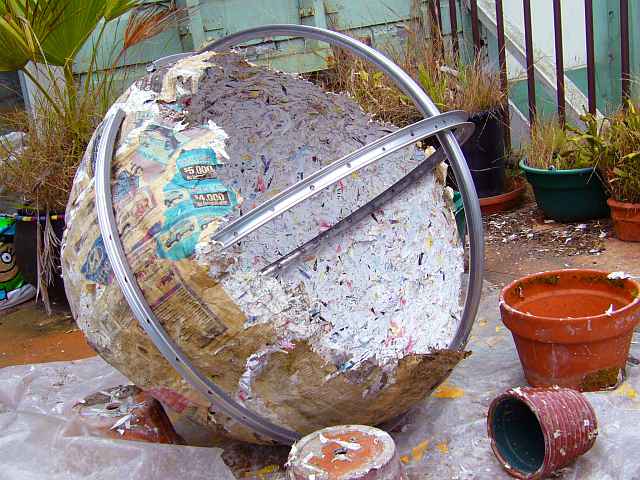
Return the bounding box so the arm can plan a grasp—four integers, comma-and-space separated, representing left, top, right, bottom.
123, 1, 188, 53
519, 119, 577, 170
315, 3, 505, 127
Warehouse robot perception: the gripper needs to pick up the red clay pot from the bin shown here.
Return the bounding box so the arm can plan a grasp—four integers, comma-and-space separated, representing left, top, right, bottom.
500, 269, 640, 391
480, 178, 527, 216
487, 387, 598, 480
608, 198, 640, 242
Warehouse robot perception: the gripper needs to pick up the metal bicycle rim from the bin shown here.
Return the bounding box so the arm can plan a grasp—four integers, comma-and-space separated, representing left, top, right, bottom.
95, 25, 484, 445
196, 24, 484, 351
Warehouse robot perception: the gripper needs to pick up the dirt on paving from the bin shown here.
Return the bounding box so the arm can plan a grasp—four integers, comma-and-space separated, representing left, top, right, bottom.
0, 301, 95, 368
484, 203, 612, 258
483, 201, 640, 287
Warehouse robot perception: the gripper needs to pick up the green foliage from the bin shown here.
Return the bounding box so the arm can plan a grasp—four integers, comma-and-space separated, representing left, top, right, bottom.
536, 101, 640, 203
0, 0, 141, 70
566, 112, 610, 170
519, 119, 590, 170
0, 0, 179, 210
598, 102, 640, 203
319, 1, 504, 126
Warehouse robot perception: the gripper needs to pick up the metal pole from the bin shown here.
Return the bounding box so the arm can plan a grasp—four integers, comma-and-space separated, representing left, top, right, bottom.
584, 0, 597, 115
448, 0, 459, 59
552, 0, 566, 125
470, 0, 481, 55
495, 0, 511, 150
523, 0, 537, 125
620, 0, 631, 104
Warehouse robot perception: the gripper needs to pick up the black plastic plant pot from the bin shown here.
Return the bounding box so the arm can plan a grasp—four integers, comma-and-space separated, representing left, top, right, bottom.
15, 214, 68, 306
520, 160, 610, 222
462, 109, 506, 198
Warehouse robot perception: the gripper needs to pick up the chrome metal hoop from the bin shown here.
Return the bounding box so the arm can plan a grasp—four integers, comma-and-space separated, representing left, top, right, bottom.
197, 24, 484, 352
95, 25, 484, 445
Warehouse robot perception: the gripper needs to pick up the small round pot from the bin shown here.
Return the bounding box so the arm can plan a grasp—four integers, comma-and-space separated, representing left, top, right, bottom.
480, 178, 526, 216
287, 425, 406, 480
520, 161, 609, 222
500, 269, 640, 391
487, 387, 598, 480
607, 198, 640, 242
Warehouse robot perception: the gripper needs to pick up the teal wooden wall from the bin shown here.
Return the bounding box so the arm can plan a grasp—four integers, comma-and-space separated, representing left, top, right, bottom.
74, 0, 464, 76
65, 0, 640, 117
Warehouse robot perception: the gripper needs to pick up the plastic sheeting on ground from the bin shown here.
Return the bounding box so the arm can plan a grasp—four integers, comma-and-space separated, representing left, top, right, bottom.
393, 282, 640, 480
2, 282, 640, 479
218, 282, 640, 479
0, 357, 235, 480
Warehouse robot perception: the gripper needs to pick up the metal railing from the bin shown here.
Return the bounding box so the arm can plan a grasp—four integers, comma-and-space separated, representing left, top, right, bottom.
437, 0, 634, 138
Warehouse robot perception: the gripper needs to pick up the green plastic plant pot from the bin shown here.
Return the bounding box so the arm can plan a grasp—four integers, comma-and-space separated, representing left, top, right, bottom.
453, 191, 466, 239
520, 160, 610, 222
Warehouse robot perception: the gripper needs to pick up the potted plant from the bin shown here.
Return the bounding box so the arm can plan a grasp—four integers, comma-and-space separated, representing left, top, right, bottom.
412, 56, 508, 198
598, 102, 640, 241
500, 269, 640, 391
519, 118, 609, 222
0, 0, 182, 310
321, 9, 508, 198
478, 166, 527, 216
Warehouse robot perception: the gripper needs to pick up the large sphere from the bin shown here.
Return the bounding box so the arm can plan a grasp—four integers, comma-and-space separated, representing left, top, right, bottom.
62, 52, 466, 443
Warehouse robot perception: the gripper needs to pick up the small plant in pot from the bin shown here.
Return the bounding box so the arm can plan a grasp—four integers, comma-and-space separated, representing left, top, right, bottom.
598, 102, 640, 241
320, 6, 508, 198
519, 118, 609, 222
421, 57, 508, 199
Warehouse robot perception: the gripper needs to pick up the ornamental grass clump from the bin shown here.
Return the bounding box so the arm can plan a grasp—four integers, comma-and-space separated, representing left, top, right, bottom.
317, 1, 504, 126
598, 102, 640, 204
519, 120, 581, 170
0, 0, 184, 211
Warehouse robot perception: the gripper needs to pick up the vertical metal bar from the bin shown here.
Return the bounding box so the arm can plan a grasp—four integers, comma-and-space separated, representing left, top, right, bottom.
523, 0, 537, 125
553, 0, 566, 125
448, 0, 459, 58
470, 0, 481, 55
428, 0, 442, 33
620, 0, 631, 104
495, 0, 511, 150
584, 0, 597, 115
428, 0, 445, 59
435, 0, 443, 34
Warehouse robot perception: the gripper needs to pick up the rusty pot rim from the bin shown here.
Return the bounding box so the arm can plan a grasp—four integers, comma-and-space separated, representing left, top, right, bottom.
607, 198, 640, 210
499, 268, 640, 325
479, 178, 526, 206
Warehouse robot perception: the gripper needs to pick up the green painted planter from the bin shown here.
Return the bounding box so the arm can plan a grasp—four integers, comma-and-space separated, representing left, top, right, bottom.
520, 160, 610, 222
453, 191, 466, 239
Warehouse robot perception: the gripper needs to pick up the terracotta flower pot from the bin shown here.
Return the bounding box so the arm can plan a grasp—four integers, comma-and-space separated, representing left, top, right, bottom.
487, 387, 598, 480
607, 198, 640, 242
479, 178, 526, 216
500, 269, 640, 391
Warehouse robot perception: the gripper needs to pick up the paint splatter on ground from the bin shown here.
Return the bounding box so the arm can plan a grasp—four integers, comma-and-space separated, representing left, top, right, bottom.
432, 383, 465, 399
